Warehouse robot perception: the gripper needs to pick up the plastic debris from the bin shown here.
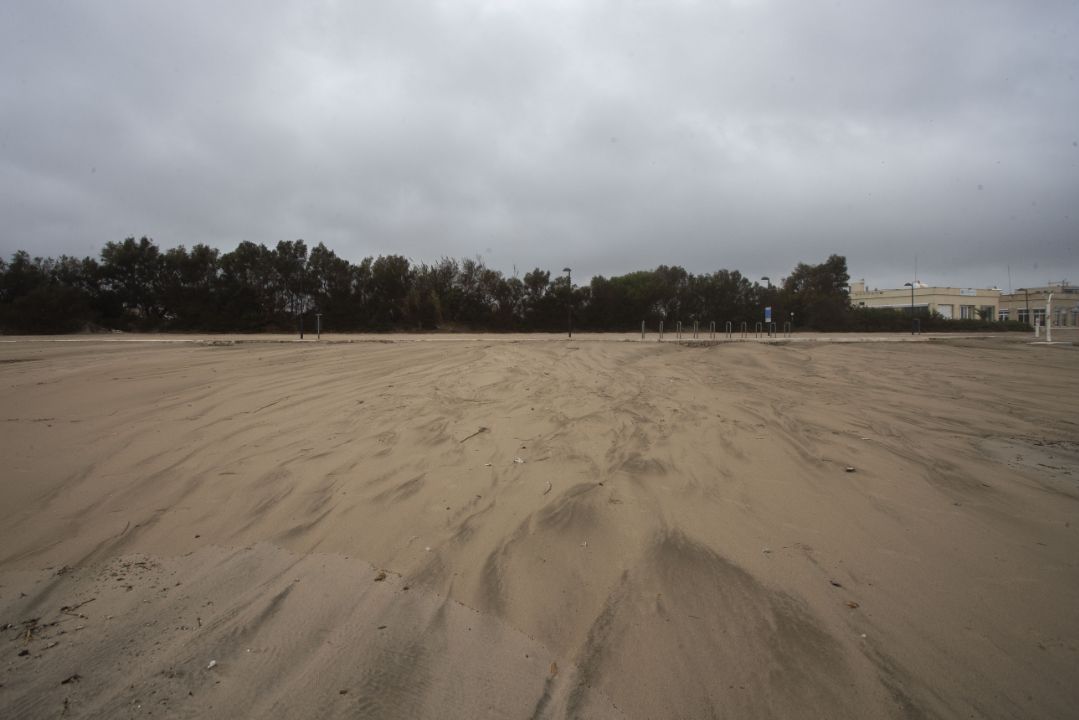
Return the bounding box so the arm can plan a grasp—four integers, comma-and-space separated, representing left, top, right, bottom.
845, 466, 856, 472
846, 601, 860, 609
206, 660, 217, 670
513, 457, 525, 464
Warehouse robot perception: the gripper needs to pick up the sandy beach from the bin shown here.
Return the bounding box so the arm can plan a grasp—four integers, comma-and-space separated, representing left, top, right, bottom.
1, 333, 1077, 719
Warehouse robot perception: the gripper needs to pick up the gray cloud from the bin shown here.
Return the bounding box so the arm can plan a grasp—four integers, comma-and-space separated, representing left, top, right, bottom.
2, 0, 1077, 291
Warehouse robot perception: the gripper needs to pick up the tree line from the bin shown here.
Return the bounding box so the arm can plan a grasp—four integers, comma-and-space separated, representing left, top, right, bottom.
0, 237, 1007, 334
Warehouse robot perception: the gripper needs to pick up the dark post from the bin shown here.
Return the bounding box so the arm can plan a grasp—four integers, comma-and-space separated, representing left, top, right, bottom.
904, 282, 915, 334
299, 314, 304, 340
563, 267, 573, 338
316, 313, 322, 340
1017, 288, 1030, 326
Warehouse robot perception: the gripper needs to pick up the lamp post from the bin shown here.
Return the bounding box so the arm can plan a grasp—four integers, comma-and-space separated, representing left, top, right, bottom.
760, 277, 772, 332
904, 282, 915, 334
563, 267, 572, 338
1016, 288, 1030, 326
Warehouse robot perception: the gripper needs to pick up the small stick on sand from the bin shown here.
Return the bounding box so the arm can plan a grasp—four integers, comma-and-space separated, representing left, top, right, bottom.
543, 481, 552, 495
60, 598, 96, 614
459, 426, 489, 444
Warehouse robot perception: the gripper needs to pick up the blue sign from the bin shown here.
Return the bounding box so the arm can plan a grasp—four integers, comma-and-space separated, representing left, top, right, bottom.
765, 306, 772, 322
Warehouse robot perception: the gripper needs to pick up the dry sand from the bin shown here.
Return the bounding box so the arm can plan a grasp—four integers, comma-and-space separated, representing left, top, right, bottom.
1, 333, 1077, 719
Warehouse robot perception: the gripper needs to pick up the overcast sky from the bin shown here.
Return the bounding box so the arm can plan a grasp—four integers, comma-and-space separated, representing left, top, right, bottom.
2, 1, 1077, 290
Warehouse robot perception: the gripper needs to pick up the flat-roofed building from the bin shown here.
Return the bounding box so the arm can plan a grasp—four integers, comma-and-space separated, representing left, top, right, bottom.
849, 280, 1000, 320
998, 283, 1078, 327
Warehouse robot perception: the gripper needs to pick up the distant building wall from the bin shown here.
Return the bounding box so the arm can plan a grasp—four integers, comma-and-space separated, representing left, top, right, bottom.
849, 281, 1000, 320
999, 284, 1078, 327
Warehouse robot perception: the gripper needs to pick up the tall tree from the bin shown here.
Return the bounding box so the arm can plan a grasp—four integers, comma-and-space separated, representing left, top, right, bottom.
99, 237, 165, 326
781, 254, 851, 329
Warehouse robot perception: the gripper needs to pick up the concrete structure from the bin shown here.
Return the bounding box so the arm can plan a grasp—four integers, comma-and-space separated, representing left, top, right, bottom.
849, 280, 1000, 320
998, 283, 1078, 327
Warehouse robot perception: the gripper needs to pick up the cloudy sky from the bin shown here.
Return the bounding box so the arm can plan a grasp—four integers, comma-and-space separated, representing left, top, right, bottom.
2, 1, 1077, 290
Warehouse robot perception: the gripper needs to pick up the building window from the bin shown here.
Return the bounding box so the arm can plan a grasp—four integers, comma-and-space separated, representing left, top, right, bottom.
1033, 309, 1046, 326
1018, 309, 1030, 324
998, 309, 1009, 321
960, 305, 976, 319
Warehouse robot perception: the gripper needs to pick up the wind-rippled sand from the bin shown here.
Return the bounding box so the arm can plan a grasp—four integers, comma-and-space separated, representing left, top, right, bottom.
1, 335, 1077, 719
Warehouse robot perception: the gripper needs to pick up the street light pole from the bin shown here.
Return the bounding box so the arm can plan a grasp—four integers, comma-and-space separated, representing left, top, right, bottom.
904, 282, 915, 334
760, 277, 772, 333
563, 267, 573, 338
